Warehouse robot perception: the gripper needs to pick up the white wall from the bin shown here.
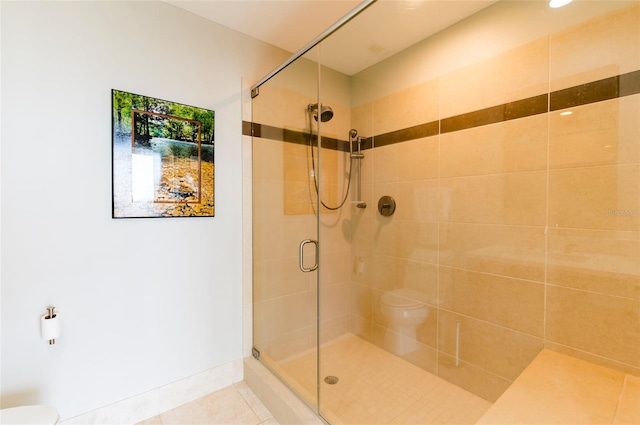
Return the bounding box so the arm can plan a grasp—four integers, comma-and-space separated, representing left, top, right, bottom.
0, 1, 288, 419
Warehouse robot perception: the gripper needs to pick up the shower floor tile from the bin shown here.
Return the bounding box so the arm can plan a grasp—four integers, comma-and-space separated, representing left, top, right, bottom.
279, 334, 491, 425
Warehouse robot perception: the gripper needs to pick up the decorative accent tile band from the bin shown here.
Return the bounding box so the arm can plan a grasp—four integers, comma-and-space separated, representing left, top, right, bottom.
441, 94, 549, 134
243, 121, 348, 151
245, 70, 640, 150
550, 70, 640, 110
374, 121, 439, 147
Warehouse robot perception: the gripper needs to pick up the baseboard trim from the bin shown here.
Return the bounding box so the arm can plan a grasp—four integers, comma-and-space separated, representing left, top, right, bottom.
61, 359, 243, 425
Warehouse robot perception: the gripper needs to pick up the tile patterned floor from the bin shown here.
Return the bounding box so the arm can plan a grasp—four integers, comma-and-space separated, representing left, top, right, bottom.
135, 338, 636, 425
135, 382, 279, 425
135, 333, 490, 425
277, 334, 492, 425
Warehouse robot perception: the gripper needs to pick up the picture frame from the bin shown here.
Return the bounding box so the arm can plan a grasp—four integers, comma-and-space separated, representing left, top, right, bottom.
111, 89, 214, 218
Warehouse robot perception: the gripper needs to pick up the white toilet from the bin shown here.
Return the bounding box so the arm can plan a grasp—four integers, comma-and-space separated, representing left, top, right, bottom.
0, 405, 59, 425
380, 288, 430, 356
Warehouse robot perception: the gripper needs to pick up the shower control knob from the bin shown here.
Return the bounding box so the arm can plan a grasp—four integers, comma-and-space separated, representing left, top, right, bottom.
378, 196, 396, 216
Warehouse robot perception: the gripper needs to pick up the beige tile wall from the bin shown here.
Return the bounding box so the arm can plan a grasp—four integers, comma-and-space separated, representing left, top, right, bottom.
250, 1, 639, 409
439, 38, 549, 118
549, 3, 640, 91
350, 3, 640, 402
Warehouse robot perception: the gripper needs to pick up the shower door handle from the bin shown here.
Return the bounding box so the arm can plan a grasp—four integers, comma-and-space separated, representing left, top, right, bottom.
299, 239, 318, 272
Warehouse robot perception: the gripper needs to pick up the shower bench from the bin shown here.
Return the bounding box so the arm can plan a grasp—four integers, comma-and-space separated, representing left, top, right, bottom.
475, 349, 639, 424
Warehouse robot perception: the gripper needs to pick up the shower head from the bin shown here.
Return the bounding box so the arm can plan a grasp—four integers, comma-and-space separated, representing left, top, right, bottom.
308, 103, 334, 122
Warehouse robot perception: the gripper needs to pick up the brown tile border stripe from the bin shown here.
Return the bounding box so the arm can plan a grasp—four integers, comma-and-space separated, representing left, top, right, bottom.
360, 136, 373, 151
621, 69, 640, 97
374, 121, 439, 147
247, 70, 640, 150
441, 94, 548, 134
550, 70, 640, 111
242, 121, 348, 151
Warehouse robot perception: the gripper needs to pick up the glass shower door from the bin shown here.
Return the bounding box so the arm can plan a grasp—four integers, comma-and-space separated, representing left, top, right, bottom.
251, 47, 321, 412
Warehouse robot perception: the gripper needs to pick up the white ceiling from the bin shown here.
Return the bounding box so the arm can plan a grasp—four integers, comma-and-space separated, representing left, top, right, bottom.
166, 0, 499, 75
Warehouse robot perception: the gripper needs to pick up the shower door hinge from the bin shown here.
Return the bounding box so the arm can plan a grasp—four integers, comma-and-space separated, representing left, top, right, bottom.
251, 87, 259, 98
252, 347, 260, 360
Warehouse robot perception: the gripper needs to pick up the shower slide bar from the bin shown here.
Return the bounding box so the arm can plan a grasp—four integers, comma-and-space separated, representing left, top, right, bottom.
250, 0, 377, 98
349, 129, 367, 209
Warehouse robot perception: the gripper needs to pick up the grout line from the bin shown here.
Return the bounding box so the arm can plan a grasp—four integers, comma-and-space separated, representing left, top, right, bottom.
612, 373, 627, 425
544, 281, 640, 301
546, 341, 640, 373
436, 307, 545, 342
543, 44, 552, 347
436, 114, 442, 376
437, 352, 515, 385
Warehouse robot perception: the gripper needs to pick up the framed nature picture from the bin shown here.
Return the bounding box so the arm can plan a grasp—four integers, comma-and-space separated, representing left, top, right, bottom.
112, 89, 214, 218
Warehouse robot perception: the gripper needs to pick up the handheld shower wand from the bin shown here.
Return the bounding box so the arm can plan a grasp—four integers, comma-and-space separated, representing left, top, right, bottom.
306, 106, 366, 211
307, 105, 354, 211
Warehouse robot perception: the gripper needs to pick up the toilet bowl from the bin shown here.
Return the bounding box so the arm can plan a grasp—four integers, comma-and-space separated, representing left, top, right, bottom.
380, 288, 430, 356
0, 405, 59, 425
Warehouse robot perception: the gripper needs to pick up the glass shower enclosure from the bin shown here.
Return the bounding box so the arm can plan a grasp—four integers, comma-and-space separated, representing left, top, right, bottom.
250, 0, 640, 423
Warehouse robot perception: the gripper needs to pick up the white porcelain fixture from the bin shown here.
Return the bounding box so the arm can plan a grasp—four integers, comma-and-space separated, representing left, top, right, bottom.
0, 405, 59, 425
380, 288, 430, 356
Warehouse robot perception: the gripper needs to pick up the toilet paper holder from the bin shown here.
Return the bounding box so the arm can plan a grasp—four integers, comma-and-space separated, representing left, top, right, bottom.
45, 307, 56, 320
42, 306, 59, 345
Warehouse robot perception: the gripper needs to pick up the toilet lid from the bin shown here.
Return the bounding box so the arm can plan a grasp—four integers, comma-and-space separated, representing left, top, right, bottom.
0, 405, 59, 425
381, 288, 430, 308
